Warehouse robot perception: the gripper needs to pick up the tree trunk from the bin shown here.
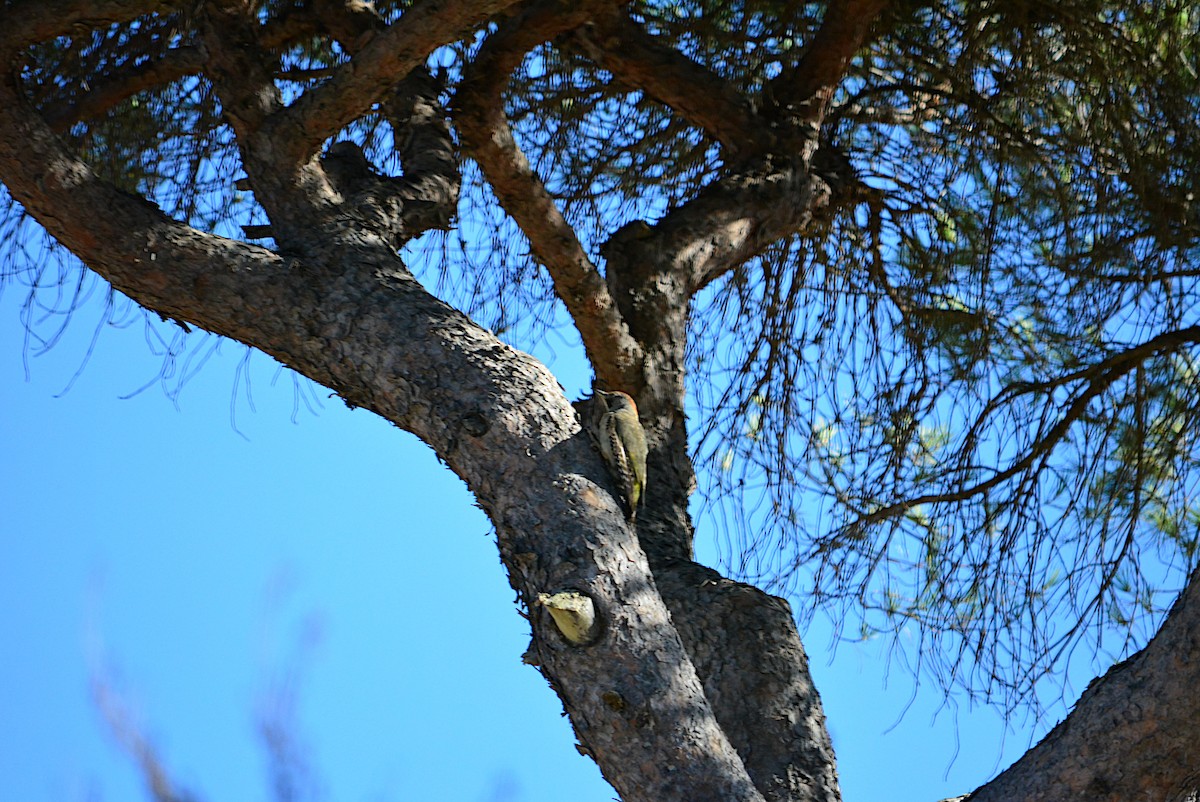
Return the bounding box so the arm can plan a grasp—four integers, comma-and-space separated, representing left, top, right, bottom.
1, 4, 1198, 802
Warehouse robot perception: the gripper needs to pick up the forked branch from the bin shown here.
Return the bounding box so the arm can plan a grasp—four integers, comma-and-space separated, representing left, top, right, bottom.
766, 0, 892, 129
455, 0, 643, 379
265, 0, 522, 165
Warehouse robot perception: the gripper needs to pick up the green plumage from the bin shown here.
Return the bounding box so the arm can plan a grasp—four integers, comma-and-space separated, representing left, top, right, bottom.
593, 390, 648, 520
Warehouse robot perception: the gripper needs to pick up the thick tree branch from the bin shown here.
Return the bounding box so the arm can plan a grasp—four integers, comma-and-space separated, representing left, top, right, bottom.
968, 562, 1200, 801
766, 0, 891, 130
0, 49, 291, 343
41, 45, 204, 133
0, 30, 770, 800
655, 563, 841, 802
198, 2, 347, 247
603, 160, 828, 309
376, 66, 460, 235
0, 0, 182, 45
455, 0, 643, 385
197, 0, 512, 247
205, 2, 459, 251
566, 10, 771, 157
265, 0, 522, 165
307, 2, 459, 240
201, 2, 287, 137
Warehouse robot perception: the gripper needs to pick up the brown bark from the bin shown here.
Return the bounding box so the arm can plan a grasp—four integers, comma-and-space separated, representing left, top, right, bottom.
2, 3, 1194, 802
454, 0, 643, 387
42, 45, 206, 134
262, 0, 526, 165
766, 0, 892, 128
565, 9, 772, 157
0, 6, 764, 800
969, 563, 1200, 801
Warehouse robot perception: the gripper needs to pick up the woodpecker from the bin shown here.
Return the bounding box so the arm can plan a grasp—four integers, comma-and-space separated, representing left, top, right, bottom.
592, 390, 648, 521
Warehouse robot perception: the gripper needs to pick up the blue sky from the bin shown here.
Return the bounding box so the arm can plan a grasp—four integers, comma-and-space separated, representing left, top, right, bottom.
0, 282, 1044, 802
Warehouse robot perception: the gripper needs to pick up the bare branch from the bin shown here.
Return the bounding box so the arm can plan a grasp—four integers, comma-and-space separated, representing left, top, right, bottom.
970, 563, 1200, 801
455, 0, 643, 379
93, 678, 199, 802
566, 10, 771, 157
0, 0, 183, 46
604, 158, 829, 303
42, 45, 205, 133
265, 0, 523, 165
852, 325, 1200, 529
766, 0, 892, 129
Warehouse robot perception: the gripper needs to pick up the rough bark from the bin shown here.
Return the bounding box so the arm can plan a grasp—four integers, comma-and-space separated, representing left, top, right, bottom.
0, 68, 763, 802
0, 6, 764, 799
655, 563, 840, 802
2, 3, 1197, 802
967, 562, 1200, 802
454, 0, 644, 383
